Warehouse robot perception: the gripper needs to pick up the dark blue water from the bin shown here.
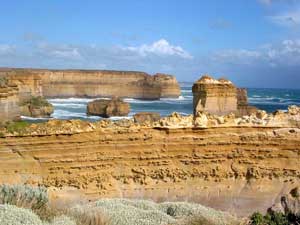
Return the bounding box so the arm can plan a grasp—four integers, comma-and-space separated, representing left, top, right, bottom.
22, 83, 300, 121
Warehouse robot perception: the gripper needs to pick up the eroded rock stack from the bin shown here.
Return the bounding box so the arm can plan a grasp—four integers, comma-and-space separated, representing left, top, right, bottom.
192, 75, 257, 116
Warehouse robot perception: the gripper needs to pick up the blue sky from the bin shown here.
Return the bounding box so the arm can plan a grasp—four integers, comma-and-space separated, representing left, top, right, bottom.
0, 0, 300, 88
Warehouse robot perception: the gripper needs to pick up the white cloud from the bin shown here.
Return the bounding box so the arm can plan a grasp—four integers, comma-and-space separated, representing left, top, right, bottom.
125, 39, 193, 59
269, 9, 300, 27
212, 39, 300, 67
258, 0, 298, 5
37, 43, 82, 60
0, 44, 15, 55
258, 0, 272, 5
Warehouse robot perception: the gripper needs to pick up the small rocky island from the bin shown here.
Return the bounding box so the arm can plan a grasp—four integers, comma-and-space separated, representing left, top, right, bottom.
87, 97, 130, 117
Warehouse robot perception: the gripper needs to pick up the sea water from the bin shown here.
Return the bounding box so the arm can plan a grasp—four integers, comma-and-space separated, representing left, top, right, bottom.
22, 82, 300, 121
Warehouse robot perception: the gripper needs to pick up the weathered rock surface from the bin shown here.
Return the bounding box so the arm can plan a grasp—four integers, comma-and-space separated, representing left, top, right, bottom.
192, 75, 257, 116
0, 77, 20, 122
236, 88, 258, 117
133, 112, 161, 124
0, 107, 299, 216
20, 96, 54, 118
87, 98, 130, 117
269, 186, 300, 216
0, 68, 181, 100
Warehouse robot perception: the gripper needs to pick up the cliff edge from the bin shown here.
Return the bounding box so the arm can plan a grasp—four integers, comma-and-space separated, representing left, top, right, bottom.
0, 68, 181, 100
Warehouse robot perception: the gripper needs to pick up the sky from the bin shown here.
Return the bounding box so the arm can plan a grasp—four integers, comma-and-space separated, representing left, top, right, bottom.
0, 0, 300, 88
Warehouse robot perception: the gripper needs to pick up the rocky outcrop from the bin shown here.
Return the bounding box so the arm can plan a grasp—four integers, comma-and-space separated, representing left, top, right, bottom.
87, 98, 130, 117
20, 96, 54, 118
0, 68, 181, 100
133, 112, 161, 124
0, 107, 299, 216
269, 186, 300, 216
0, 77, 20, 122
192, 75, 257, 116
236, 88, 258, 117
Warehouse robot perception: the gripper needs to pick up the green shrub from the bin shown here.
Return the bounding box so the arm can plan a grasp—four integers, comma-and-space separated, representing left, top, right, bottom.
249, 211, 290, 225
5, 121, 29, 134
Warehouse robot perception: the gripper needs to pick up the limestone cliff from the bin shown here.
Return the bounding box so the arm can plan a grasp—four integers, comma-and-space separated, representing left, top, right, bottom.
0, 68, 181, 100
0, 106, 299, 216
0, 77, 20, 122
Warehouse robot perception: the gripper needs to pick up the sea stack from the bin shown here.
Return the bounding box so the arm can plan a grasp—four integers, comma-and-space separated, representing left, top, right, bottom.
192, 75, 238, 116
192, 75, 257, 116
87, 97, 130, 118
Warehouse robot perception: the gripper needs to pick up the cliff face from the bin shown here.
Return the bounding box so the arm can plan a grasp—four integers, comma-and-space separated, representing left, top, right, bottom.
0, 78, 20, 122
0, 68, 181, 100
0, 107, 299, 216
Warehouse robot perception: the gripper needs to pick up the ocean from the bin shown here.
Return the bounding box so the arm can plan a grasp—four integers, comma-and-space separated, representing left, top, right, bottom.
23, 82, 300, 121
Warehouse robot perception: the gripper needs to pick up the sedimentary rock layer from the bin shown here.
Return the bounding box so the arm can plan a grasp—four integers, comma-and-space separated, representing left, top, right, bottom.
0, 108, 299, 216
0, 68, 181, 99
0, 81, 20, 122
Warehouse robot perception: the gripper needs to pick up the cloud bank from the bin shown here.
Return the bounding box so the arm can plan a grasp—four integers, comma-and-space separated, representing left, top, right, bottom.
0, 37, 299, 88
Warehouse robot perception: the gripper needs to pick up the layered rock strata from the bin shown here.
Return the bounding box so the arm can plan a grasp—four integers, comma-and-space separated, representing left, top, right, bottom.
193, 75, 257, 116
0, 106, 299, 216
0, 77, 20, 122
0, 68, 181, 100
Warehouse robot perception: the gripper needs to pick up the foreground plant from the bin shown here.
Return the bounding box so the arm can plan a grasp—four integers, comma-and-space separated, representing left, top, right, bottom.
249, 211, 300, 225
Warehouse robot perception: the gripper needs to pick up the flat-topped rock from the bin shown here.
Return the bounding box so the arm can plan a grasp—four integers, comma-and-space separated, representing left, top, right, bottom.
192, 75, 238, 116
87, 97, 130, 118
192, 75, 257, 116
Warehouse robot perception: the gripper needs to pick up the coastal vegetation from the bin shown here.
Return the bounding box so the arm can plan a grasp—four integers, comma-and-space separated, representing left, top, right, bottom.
5, 121, 29, 134
0, 185, 242, 225
249, 211, 300, 225
20, 96, 52, 108
0, 76, 8, 87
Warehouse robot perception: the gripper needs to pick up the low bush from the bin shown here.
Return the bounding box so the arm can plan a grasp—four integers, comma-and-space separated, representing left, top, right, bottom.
0, 204, 43, 225
5, 121, 29, 134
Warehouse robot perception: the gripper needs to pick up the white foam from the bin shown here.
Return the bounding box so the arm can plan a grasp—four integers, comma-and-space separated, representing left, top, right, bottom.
181, 90, 192, 93
21, 116, 49, 121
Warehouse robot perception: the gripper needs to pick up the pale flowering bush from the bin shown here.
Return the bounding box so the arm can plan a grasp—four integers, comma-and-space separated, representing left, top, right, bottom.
0, 204, 43, 225
94, 198, 240, 225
